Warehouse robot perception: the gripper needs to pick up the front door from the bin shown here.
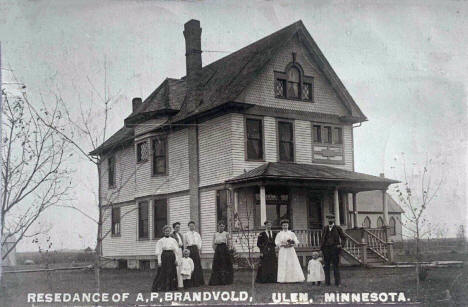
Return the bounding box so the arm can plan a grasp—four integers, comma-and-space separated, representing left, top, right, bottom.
308, 192, 323, 229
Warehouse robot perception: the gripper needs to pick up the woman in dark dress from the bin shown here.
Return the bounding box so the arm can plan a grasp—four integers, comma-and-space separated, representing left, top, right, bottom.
256, 220, 278, 283
183, 221, 205, 286
209, 222, 234, 285
151, 225, 181, 291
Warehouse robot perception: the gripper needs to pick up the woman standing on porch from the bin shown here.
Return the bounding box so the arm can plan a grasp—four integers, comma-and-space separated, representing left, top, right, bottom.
209, 221, 234, 285
183, 221, 205, 286
275, 219, 305, 283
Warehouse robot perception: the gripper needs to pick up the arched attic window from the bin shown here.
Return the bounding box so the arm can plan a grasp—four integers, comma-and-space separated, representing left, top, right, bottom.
362, 216, 371, 228
274, 54, 313, 101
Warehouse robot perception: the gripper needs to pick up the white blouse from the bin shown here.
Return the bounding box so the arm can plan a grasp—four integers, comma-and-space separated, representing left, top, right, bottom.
183, 231, 202, 250
275, 230, 300, 248
180, 257, 195, 279
155, 236, 182, 265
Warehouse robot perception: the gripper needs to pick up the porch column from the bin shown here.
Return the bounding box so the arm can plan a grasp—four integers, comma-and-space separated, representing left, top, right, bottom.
234, 190, 239, 214
334, 187, 340, 226
260, 185, 267, 225
382, 190, 389, 226
352, 192, 358, 228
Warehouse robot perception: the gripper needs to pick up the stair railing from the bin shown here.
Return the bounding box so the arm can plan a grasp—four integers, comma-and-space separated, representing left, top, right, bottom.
364, 229, 389, 261
342, 232, 366, 264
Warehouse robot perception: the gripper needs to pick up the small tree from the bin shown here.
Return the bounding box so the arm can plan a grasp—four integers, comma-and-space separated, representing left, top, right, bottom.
229, 190, 259, 302
392, 153, 444, 297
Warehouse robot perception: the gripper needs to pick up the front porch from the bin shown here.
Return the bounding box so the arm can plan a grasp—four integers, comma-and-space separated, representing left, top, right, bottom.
225, 162, 399, 266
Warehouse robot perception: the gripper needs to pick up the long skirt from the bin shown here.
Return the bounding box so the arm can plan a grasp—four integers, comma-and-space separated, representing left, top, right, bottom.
256, 245, 277, 283
277, 246, 305, 283
187, 245, 205, 286
151, 250, 178, 291
209, 243, 233, 285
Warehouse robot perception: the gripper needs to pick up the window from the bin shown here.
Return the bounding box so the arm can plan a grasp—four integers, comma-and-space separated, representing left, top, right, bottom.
111, 207, 121, 236
153, 199, 167, 238
323, 126, 332, 144
362, 216, 371, 228
136, 141, 149, 163
108, 156, 116, 188
152, 137, 167, 175
217, 190, 229, 227
275, 79, 286, 98
278, 121, 294, 162
255, 187, 290, 228
377, 216, 384, 228
389, 217, 396, 235
333, 127, 343, 145
312, 125, 321, 143
246, 118, 264, 160
138, 201, 149, 239
287, 67, 300, 99
303, 82, 312, 101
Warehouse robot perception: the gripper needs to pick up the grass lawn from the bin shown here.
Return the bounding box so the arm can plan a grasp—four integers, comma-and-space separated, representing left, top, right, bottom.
1, 252, 467, 306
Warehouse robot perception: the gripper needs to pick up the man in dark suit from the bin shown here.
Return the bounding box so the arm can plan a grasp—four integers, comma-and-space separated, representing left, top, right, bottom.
256, 220, 278, 283
320, 215, 347, 286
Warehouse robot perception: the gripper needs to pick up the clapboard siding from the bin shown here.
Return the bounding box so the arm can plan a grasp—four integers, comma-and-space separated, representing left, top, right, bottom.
102, 202, 155, 257
239, 36, 349, 116
200, 190, 217, 253
134, 129, 189, 198
168, 195, 190, 234
199, 114, 232, 187
295, 120, 312, 164
263, 116, 278, 162
100, 146, 136, 205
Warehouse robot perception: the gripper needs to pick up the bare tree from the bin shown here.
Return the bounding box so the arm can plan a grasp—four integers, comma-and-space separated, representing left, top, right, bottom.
0, 87, 72, 265
391, 153, 445, 297
12, 62, 185, 291
229, 191, 259, 302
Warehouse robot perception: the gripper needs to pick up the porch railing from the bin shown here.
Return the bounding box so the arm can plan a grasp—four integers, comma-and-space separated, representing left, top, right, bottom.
342, 232, 366, 264
295, 229, 322, 248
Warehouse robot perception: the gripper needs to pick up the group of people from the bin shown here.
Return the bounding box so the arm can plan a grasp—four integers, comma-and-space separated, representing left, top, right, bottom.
151, 221, 233, 291
256, 216, 347, 286
152, 215, 347, 291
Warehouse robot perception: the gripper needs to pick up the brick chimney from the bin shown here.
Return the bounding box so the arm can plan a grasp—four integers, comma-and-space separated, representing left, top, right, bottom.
183, 19, 202, 113
132, 97, 142, 112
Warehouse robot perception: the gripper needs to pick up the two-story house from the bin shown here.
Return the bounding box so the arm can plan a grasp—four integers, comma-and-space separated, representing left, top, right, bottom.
90, 20, 400, 269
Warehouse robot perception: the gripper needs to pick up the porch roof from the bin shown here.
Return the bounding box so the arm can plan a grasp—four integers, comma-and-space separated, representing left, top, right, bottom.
225, 162, 399, 190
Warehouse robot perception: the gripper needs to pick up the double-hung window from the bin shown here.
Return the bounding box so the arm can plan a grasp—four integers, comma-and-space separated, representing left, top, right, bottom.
138, 201, 149, 239
111, 206, 121, 236
152, 137, 167, 175
312, 123, 344, 164
246, 118, 264, 161
153, 199, 167, 238
278, 121, 294, 162
108, 156, 116, 188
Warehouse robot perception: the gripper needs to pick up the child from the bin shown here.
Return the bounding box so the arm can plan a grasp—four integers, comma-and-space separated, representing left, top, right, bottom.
180, 249, 195, 288
307, 251, 325, 285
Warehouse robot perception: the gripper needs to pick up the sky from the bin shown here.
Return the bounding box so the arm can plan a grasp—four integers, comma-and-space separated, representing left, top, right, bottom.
0, 0, 467, 251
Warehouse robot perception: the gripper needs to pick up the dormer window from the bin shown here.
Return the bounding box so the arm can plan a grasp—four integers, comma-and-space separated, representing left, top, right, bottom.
274, 55, 314, 102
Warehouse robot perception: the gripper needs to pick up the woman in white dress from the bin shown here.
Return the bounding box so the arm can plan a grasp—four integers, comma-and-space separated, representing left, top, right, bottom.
275, 219, 305, 283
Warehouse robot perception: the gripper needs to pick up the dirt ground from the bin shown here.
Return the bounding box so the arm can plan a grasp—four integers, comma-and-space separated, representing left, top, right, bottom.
1, 252, 467, 306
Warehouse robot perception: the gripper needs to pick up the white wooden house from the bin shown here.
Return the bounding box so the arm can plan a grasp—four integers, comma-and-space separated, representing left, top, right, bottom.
91, 20, 400, 268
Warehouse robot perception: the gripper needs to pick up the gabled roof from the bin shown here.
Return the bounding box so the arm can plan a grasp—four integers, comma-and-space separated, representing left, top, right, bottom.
226, 162, 398, 186
354, 191, 405, 213
93, 20, 367, 155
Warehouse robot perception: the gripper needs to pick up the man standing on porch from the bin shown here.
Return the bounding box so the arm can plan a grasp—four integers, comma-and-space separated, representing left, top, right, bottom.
320, 215, 347, 286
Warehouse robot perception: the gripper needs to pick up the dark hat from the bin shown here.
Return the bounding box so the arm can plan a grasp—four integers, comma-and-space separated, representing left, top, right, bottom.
280, 219, 290, 225
326, 215, 335, 220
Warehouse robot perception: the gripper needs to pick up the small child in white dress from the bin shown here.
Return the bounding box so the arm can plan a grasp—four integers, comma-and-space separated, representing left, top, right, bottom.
307, 251, 325, 285
180, 249, 195, 288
